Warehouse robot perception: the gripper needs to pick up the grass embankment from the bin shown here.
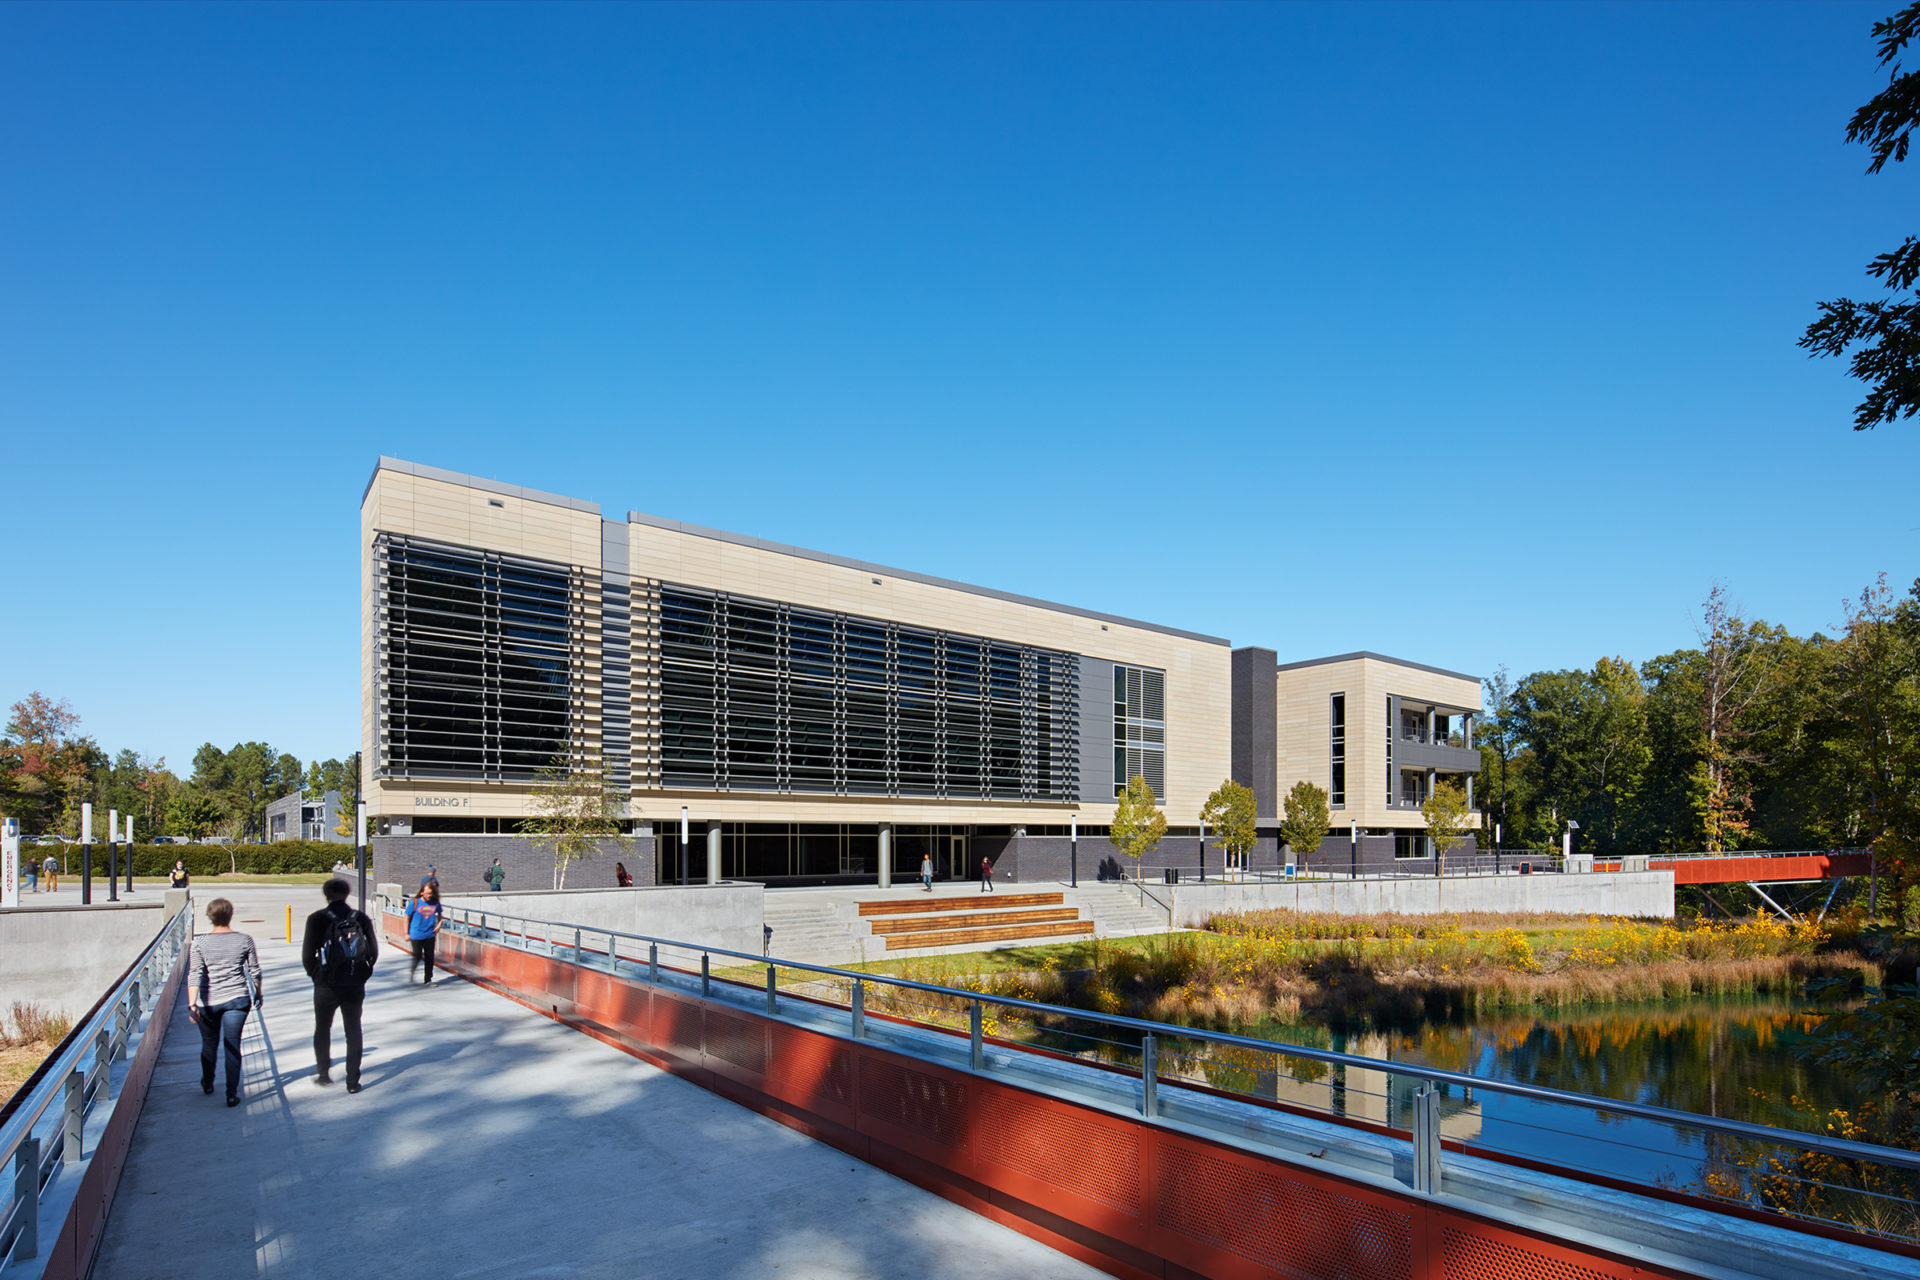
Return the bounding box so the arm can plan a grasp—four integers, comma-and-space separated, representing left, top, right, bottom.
0, 1002, 73, 1107
740, 911, 1879, 1031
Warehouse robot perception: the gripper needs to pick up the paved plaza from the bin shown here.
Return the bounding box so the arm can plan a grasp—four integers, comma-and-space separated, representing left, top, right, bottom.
94, 886, 1105, 1279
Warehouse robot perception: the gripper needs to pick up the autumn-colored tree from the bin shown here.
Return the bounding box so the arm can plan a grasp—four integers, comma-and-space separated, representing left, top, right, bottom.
1694, 584, 1784, 851
1277, 780, 1330, 871
1199, 779, 1258, 878
1421, 779, 1473, 871
1110, 774, 1167, 897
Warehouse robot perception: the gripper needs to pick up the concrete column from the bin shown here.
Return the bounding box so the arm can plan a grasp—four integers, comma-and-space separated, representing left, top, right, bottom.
1465, 774, 1473, 811
706, 820, 721, 885
877, 824, 892, 889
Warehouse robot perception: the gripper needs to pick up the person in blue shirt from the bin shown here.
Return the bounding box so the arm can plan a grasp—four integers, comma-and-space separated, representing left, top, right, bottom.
406, 883, 443, 985
418, 864, 439, 894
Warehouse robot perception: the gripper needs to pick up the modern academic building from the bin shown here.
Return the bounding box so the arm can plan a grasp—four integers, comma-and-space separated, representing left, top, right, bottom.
362, 459, 1479, 890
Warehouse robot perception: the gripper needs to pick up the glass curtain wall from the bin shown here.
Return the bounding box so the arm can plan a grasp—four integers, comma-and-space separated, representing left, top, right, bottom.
658, 585, 1078, 801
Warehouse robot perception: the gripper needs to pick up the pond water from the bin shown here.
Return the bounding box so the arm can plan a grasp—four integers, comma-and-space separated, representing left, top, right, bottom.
1158, 997, 1865, 1195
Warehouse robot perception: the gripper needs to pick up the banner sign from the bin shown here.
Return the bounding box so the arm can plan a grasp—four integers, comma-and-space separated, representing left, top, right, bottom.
1, 817, 18, 909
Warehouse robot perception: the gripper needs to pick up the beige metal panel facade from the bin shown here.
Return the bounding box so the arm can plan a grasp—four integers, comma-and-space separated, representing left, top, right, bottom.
625, 520, 1229, 825
1274, 656, 1482, 832
362, 461, 1232, 829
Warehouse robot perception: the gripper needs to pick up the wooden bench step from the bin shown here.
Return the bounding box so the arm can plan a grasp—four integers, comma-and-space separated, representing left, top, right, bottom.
867, 908, 1082, 935
883, 919, 1096, 951
860, 892, 1062, 916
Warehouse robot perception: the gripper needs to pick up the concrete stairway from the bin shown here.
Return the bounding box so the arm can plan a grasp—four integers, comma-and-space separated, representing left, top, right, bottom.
762, 893, 871, 963
1062, 883, 1174, 938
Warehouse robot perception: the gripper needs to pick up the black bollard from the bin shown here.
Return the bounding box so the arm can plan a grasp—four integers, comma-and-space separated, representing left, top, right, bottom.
82, 840, 93, 904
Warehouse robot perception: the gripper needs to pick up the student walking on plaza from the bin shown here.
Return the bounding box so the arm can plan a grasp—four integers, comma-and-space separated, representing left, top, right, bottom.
407, 883, 443, 985
302, 878, 377, 1093
614, 862, 633, 887
169, 860, 190, 889
920, 854, 933, 892
42, 855, 58, 893
24, 855, 37, 893
486, 858, 504, 893
419, 864, 440, 895
980, 856, 994, 893
188, 897, 261, 1107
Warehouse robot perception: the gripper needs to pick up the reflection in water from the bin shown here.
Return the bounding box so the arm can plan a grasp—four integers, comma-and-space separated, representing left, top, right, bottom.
1161, 998, 1862, 1190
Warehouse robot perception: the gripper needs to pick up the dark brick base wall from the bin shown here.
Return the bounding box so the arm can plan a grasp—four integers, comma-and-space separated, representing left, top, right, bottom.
374, 835, 657, 896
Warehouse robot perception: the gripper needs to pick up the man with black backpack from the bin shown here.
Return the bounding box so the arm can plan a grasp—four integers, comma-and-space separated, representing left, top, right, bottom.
301, 878, 378, 1093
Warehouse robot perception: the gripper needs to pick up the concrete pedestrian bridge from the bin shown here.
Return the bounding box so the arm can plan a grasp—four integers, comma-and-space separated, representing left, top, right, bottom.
4, 886, 1919, 1280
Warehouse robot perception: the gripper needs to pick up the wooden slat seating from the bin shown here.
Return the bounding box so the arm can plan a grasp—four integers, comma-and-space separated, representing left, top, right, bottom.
858, 892, 1064, 917
866, 907, 1082, 935
857, 891, 1093, 951
881, 919, 1094, 951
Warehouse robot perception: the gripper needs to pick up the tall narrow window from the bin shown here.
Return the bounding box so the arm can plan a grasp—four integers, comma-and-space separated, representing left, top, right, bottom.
1329, 693, 1346, 807
1386, 697, 1395, 805
1112, 664, 1167, 800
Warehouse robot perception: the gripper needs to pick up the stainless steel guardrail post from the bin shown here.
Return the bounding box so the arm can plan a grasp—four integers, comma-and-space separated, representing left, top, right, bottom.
62, 1071, 84, 1163
1142, 1034, 1158, 1118
92, 1029, 110, 1102
851, 980, 865, 1040
12, 1137, 39, 1260
766, 965, 777, 1015
970, 1001, 984, 1071
574, 928, 582, 965
649, 943, 658, 983
1412, 1084, 1441, 1194
701, 953, 710, 997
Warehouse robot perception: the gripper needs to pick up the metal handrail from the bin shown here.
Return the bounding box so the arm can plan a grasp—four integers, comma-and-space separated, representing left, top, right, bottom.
391, 894, 1920, 1179
0, 906, 191, 1269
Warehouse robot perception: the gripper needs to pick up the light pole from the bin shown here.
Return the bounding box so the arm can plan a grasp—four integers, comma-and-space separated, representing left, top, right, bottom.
124, 815, 135, 893
81, 803, 93, 904
1349, 820, 1358, 880
1563, 819, 1579, 867
107, 808, 120, 901
1069, 815, 1078, 889
355, 799, 368, 913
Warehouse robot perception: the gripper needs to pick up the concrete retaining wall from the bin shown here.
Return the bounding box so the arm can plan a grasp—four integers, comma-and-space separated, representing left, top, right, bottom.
0, 902, 169, 1020
1163, 870, 1674, 925
441, 882, 764, 955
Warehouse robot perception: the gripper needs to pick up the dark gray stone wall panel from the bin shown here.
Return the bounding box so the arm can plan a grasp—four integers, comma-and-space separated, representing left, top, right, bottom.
1230, 647, 1278, 821
373, 835, 656, 896
1077, 655, 1116, 803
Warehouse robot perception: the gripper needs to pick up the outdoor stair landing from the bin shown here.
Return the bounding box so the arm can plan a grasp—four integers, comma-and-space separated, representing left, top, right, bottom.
857, 892, 1096, 951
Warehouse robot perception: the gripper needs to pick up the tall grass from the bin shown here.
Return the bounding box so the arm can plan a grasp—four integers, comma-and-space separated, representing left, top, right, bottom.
2, 1001, 73, 1048
908, 913, 1884, 1031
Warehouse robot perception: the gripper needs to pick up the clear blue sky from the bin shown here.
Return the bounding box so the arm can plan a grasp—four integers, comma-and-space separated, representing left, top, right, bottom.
3, 2, 1915, 773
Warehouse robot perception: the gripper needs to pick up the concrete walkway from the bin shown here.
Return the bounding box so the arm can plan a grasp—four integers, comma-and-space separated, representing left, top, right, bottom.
94, 907, 1106, 1279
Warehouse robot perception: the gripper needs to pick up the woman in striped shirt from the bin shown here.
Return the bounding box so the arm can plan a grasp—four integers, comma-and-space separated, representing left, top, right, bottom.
188, 897, 263, 1107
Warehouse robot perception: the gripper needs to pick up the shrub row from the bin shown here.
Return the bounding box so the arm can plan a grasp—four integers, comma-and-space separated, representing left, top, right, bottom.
23, 842, 369, 878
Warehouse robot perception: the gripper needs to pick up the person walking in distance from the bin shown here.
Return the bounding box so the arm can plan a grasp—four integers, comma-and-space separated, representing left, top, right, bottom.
980, 855, 994, 893
419, 863, 440, 895
168, 859, 190, 889
302, 878, 377, 1093
23, 854, 37, 893
486, 857, 504, 894
188, 897, 261, 1107
407, 882, 443, 985
614, 861, 633, 887
42, 855, 58, 893
920, 854, 933, 892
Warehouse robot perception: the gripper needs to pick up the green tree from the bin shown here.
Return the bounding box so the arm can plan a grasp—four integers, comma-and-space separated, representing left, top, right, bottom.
1695, 584, 1785, 851
1420, 779, 1472, 871
1109, 774, 1167, 897
1199, 779, 1258, 879
1802, 3, 1920, 429
165, 787, 223, 840
518, 754, 632, 889
1277, 780, 1330, 871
